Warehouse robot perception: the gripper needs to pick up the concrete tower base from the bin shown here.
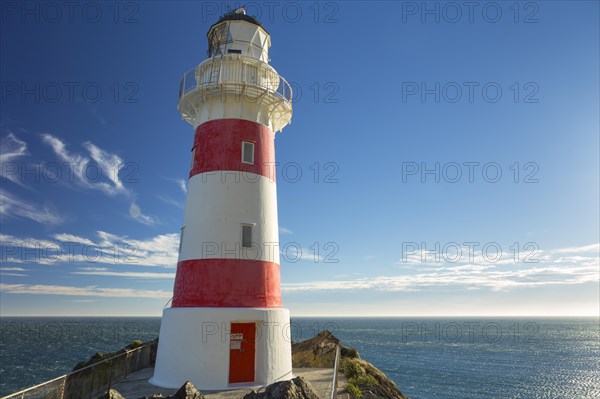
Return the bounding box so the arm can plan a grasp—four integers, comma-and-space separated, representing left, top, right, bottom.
150, 307, 293, 390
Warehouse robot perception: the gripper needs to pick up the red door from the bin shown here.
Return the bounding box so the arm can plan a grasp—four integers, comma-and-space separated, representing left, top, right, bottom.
229, 323, 256, 383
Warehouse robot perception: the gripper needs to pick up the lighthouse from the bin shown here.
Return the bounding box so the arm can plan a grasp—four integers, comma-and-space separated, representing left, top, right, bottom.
150, 9, 293, 389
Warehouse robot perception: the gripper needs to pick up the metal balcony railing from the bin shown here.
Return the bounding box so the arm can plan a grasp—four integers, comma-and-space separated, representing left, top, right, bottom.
178, 56, 293, 103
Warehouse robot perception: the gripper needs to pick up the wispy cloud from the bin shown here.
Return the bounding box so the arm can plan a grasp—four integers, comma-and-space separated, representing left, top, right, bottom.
164, 177, 187, 194
0, 283, 171, 299
0, 267, 28, 277
83, 141, 127, 194
72, 270, 176, 279
281, 246, 323, 262
0, 133, 28, 162
0, 133, 28, 185
78, 267, 109, 271
279, 227, 293, 235
156, 194, 183, 209
3, 133, 159, 226
129, 202, 158, 225
1, 233, 60, 249
0, 191, 63, 225
3, 230, 179, 267
283, 243, 599, 293
52, 233, 96, 246
41, 133, 129, 196
176, 178, 187, 194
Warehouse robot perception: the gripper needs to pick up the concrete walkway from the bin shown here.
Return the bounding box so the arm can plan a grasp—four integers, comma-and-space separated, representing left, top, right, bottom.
112, 367, 337, 399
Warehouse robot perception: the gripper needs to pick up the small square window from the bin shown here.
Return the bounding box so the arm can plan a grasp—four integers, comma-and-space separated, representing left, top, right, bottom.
227, 49, 242, 54
241, 225, 252, 248
242, 141, 255, 165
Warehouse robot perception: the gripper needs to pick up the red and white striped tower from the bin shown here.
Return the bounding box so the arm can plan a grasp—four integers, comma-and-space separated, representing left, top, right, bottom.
150, 9, 293, 390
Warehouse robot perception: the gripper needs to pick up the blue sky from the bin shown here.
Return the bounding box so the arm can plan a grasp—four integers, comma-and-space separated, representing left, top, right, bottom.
1, 1, 598, 316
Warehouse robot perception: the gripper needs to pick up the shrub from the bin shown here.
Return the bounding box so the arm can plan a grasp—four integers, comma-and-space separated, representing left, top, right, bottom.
342, 347, 359, 359
346, 382, 363, 398
343, 359, 363, 379
349, 374, 378, 388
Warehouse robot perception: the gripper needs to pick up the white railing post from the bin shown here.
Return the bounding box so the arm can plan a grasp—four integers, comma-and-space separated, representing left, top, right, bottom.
330, 345, 341, 399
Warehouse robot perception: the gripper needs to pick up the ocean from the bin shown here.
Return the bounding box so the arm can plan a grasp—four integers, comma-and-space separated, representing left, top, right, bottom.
0, 317, 598, 398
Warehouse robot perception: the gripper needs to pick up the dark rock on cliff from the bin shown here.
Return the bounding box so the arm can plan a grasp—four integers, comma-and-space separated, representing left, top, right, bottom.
74, 339, 158, 371
171, 381, 205, 399
98, 389, 127, 399
242, 377, 319, 399
139, 380, 204, 399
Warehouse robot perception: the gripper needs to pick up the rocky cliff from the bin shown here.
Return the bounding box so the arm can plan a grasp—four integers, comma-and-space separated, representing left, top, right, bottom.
291, 330, 409, 399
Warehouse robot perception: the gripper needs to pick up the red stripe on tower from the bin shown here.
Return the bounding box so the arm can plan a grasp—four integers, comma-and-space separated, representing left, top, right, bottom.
190, 119, 276, 181
172, 259, 282, 308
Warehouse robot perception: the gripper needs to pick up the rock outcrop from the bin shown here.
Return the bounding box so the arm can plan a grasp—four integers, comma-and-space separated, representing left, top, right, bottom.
99, 389, 127, 399
243, 377, 319, 399
291, 330, 340, 368
291, 330, 409, 399
139, 381, 204, 399
341, 357, 408, 399
74, 339, 158, 371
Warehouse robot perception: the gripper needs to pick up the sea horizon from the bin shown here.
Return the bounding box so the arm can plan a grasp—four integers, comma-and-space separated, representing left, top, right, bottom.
1, 315, 597, 318
1, 316, 599, 398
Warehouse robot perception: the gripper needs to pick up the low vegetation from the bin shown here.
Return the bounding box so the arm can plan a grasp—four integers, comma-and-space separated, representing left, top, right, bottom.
289, 330, 409, 399
343, 358, 378, 397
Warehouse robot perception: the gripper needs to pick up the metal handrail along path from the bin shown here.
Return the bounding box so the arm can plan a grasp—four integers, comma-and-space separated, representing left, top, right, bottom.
1, 343, 152, 399
330, 345, 341, 399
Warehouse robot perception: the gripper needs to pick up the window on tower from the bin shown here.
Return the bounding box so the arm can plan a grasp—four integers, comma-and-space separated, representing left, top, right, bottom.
178, 226, 185, 254
241, 224, 253, 248
242, 141, 255, 164
190, 146, 196, 170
